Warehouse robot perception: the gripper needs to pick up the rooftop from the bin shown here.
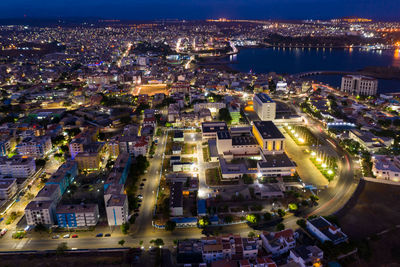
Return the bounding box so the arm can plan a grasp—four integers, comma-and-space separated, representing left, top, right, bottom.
253, 121, 284, 139
255, 93, 274, 103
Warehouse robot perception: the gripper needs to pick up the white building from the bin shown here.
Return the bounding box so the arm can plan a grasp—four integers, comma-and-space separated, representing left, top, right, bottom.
372, 155, 400, 182
341, 75, 378, 96
0, 178, 17, 200
253, 93, 276, 121
0, 156, 36, 179
276, 81, 288, 92
25, 200, 56, 226
306, 216, 348, 245
16, 136, 52, 158
104, 184, 129, 226
289, 246, 323, 267
260, 229, 296, 256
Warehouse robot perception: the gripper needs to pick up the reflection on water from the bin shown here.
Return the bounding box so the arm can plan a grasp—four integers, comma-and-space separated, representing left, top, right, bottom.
393, 49, 400, 68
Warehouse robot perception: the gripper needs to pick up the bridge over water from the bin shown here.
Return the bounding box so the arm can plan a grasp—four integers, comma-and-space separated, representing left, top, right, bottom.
292, 70, 357, 79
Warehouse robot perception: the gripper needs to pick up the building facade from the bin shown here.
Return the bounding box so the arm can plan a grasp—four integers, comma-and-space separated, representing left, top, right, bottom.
341, 75, 378, 96
253, 93, 276, 121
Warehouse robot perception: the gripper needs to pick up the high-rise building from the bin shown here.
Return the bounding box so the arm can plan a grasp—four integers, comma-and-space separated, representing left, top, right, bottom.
253, 93, 276, 121
340, 75, 378, 96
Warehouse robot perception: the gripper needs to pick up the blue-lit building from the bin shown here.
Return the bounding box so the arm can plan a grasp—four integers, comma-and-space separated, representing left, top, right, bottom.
56, 203, 99, 228
197, 199, 207, 216
46, 161, 78, 195
104, 153, 131, 190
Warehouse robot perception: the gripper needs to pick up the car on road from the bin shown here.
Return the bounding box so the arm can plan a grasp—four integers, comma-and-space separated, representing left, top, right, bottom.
0, 228, 8, 237
72, 234, 78, 238
105, 233, 111, 237
52, 235, 60, 239
134, 209, 139, 213
142, 179, 146, 181
137, 194, 143, 199
138, 199, 142, 202
140, 187, 144, 190
134, 213, 139, 217
140, 183, 144, 187
63, 234, 70, 238
138, 203, 141, 208
96, 233, 103, 237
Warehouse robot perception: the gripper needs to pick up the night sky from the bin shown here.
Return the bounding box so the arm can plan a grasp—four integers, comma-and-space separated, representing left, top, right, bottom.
1, 0, 399, 20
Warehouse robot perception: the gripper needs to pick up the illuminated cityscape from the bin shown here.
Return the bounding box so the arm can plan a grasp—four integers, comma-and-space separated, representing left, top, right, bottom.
0, 1, 399, 266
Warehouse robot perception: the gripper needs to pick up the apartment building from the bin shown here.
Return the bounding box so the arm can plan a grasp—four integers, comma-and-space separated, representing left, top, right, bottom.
0, 178, 17, 200
56, 203, 100, 227
25, 200, 56, 226
0, 156, 36, 179
46, 161, 78, 195
341, 75, 378, 96
104, 184, 129, 226
16, 136, 52, 158
253, 93, 276, 121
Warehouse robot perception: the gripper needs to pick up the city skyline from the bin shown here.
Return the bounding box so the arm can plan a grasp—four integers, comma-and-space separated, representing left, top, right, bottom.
1, 0, 400, 21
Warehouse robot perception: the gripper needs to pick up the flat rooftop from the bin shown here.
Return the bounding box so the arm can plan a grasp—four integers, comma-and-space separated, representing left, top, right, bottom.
259, 153, 295, 168
255, 93, 274, 103
201, 122, 228, 133
253, 121, 284, 139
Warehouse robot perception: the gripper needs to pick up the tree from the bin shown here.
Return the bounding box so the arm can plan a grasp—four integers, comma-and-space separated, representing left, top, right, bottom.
242, 174, 253, 184
118, 239, 126, 247
224, 215, 233, 223
277, 209, 286, 218
121, 222, 130, 234
296, 219, 306, 228
309, 195, 319, 203
150, 238, 164, 247
218, 108, 232, 124
56, 242, 68, 255
276, 223, 285, 231
264, 212, 272, 221
246, 214, 259, 224
165, 220, 177, 232
248, 231, 256, 238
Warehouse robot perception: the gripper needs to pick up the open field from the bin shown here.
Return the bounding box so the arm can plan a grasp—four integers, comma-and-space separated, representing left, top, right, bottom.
134, 84, 168, 96
338, 181, 400, 266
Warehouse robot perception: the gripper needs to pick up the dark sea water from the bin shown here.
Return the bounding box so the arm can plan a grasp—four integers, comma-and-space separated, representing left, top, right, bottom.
229, 47, 400, 94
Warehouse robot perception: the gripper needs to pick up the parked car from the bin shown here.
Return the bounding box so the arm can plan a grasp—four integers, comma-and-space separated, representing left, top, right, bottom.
105, 233, 111, 237
0, 228, 7, 236
52, 235, 60, 239
142, 179, 147, 181
63, 234, 70, 238
137, 194, 143, 199
96, 233, 103, 237
140, 183, 144, 187
72, 234, 78, 238
134, 213, 139, 217
134, 209, 139, 213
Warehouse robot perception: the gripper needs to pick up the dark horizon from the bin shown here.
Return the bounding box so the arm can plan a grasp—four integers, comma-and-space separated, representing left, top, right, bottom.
1, 0, 400, 21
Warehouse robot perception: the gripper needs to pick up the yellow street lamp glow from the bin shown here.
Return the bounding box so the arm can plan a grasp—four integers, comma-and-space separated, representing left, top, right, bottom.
311, 151, 316, 156
288, 126, 291, 129
328, 170, 333, 175
291, 130, 295, 134
316, 158, 322, 162
298, 138, 305, 143
294, 133, 299, 138
322, 163, 327, 168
